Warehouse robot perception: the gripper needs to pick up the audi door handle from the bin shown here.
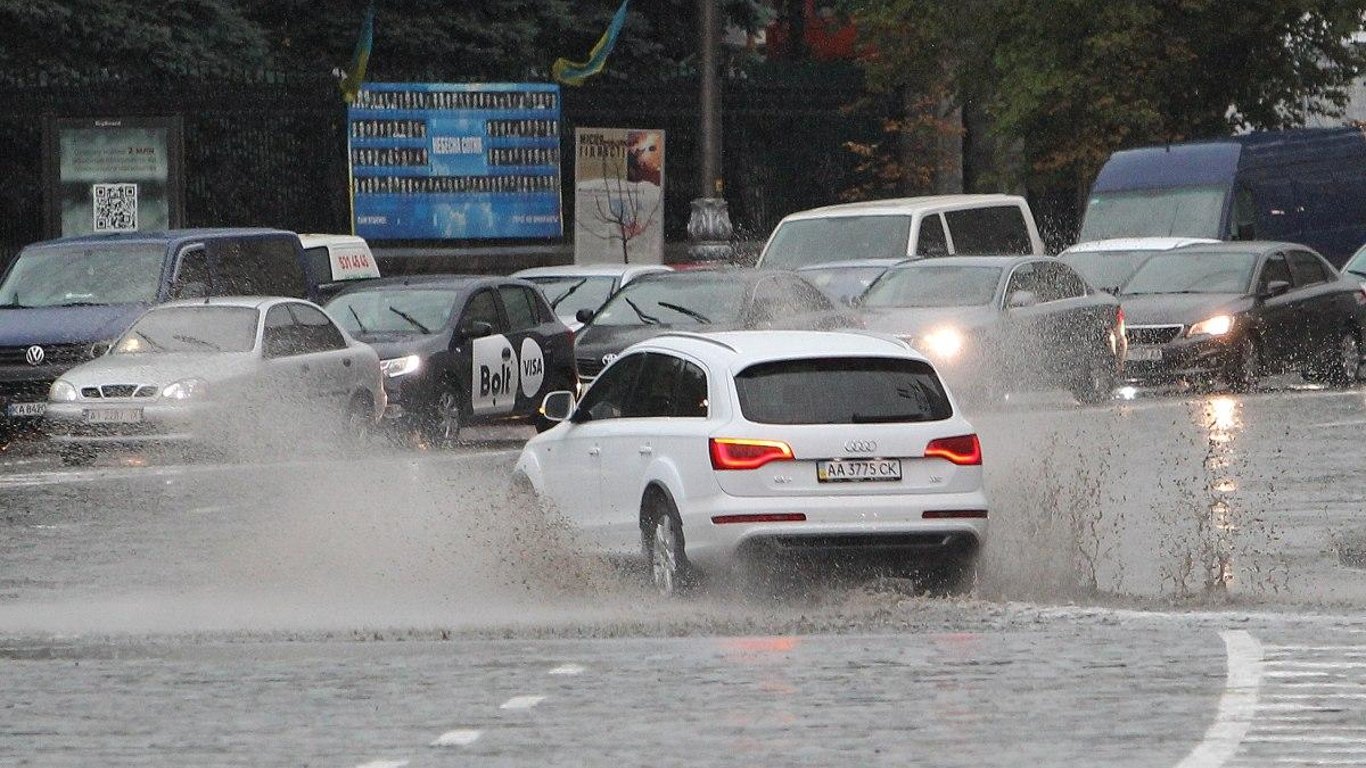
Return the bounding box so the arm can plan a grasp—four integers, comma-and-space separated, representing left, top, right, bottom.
638, 446, 653, 456
588, 447, 601, 456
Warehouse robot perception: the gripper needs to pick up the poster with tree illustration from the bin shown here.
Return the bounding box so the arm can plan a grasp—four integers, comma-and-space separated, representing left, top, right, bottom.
573, 128, 664, 264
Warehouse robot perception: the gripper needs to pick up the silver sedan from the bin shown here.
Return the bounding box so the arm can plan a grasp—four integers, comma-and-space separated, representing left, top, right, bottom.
44, 297, 384, 464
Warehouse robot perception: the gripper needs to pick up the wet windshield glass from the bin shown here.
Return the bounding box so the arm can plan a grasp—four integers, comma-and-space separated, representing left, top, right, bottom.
762, 216, 912, 268
1062, 251, 1162, 291
0, 243, 166, 307
114, 306, 259, 354
591, 277, 746, 326
326, 289, 458, 335
525, 275, 616, 317
1080, 186, 1226, 240
1122, 251, 1257, 295
861, 266, 1002, 308
799, 266, 890, 303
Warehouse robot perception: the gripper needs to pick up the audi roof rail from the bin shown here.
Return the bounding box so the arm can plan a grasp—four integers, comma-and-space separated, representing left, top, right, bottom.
648, 331, 739, 352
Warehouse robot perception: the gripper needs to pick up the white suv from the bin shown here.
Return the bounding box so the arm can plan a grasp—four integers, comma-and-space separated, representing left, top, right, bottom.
515, 330, 989, 596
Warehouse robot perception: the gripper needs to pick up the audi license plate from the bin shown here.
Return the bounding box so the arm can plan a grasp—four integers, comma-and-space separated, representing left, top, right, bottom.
84, 408, 143, 424
817, 458, 902, 483
1127, 345, 1163, 362
6, 402, 46, 417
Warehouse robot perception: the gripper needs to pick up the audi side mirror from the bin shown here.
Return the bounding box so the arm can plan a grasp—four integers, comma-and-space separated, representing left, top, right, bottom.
539, 390, 575, 422
575, 308, 596, 325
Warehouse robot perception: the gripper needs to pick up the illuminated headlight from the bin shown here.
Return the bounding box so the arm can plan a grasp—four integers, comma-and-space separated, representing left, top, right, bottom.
1187, 314, 1234, 338
918, 327, 965, 359
161, 378, 208, 400
380, 355, 422, 378
49, 380, 78, 402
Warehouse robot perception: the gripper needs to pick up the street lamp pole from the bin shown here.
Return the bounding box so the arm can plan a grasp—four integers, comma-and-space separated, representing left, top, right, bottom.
686, 0, 734, 262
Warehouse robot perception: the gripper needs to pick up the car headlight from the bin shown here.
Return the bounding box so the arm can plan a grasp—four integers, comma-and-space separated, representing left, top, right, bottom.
1187, 314, 1234, 338
380, 354, 422, 378
161, 378, 208, 400
49, 380, 78, 402
918, 327, 965, 359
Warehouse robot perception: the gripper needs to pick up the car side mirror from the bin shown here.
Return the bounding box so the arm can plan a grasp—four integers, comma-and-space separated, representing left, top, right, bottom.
461, 320, 494, 339
1008, 290, 1039, 309
575, 308, 596, 325
1260, 280, 1291, 299
539, 390, 575, 423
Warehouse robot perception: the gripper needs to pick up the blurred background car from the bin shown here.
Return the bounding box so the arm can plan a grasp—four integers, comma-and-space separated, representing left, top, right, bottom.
513, 263, 672, 331
1342, 241, 1366, 280
1118, 242, 1366, 390
44, 297, 383, 465
1059, 237, 1219, 293
796, 258, 908, 306
326, 276, 575, 445
572, 268, 859, 384
299, 234, 380, 302
857, 256, 1126, 404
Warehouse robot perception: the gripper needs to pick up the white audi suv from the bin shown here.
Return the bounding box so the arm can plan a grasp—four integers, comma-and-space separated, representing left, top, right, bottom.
514, 330, 989, 596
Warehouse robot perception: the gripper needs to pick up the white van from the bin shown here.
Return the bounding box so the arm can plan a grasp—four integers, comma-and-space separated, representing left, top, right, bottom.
298, 234, 380, 300
757, 194, 1044, 270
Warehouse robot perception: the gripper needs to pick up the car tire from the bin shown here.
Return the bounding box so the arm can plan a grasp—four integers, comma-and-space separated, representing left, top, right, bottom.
642, 491, 692, 597
921, 546, 978, 597
1313, 328, 1362, 389
1071, 348, 1117, 405
1225, 336, 1261, 393
424, 385, 464, 448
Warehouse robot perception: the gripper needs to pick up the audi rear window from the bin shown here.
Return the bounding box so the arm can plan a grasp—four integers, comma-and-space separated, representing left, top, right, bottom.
734, 357, 951, 424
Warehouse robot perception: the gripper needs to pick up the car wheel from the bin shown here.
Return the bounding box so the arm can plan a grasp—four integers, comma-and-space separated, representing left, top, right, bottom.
1321, 328, 1362, 388
425, 387, 464, 448
643, 493, 691, 597
1225, 336, 1260, 392
921, 544, 978, 597
342, 394, 373, 448
1071, 349, 1116, 405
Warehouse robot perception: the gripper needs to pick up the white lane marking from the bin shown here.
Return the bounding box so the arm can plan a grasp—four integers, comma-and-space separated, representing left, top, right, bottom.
1265, 646, 1366, 653
1174, 631, 1263, 768
1307, 418, 1366, 428
354, 761, 409, 768
500, 695, 546, 710
1272, 682, 1366, 689
1246, 735, 1366, 744
1264, 671, 1338, 678
549, 663, 585, 676
430, 729, 482, 747
1264, 661, 1366, 669
1257, 704, 1352, 711
1270, 760, 1366, 766
1263, 693, 1366, 700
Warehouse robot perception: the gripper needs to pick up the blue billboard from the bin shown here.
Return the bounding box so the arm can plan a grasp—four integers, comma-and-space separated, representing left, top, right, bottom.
348, 82, 563, 240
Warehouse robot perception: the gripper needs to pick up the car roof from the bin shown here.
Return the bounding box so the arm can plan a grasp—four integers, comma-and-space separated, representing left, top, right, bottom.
630, 267, 801, 286
513, 264, 671, 278
797, 258, 913, 270
889, 255, 1038, 269
1062, 237, 1221, 254
1169, 241, 1310, 257
329, 274, 516, 292
157, 296, 301, 310
298, 234, 369, 249
26, 228, 296, 249
779, 194, 1025, 221
630, 330, 926, 367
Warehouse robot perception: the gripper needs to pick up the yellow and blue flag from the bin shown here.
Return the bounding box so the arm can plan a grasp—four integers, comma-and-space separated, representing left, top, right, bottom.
553, 0, 630, 86
341, 2, 375, 104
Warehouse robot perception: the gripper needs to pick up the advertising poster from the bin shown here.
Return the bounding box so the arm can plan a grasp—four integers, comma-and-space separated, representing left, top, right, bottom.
573, 128, 665, 264
43, 116, 184, 238
348, 83, 563, 240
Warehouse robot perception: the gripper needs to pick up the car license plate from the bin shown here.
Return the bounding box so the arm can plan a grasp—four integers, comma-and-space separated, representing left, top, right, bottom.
84, 408, 143, 424
6, 402, 46, 417
1128, 345, 1163, 362
817, 458, 902, 483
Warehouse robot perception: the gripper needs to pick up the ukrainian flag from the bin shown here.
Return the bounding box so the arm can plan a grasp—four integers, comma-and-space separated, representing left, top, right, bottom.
553, 0, 630, 86
341, 3, 375, 104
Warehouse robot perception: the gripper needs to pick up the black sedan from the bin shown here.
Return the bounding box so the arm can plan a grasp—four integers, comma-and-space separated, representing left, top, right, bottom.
856, 256, 1126, 404
1119, 242, 1366, 390
325, 276, 576, 444
573, 268, 858, 382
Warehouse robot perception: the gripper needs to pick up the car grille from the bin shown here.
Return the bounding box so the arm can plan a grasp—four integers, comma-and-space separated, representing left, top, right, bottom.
0, 344, 94, 367
577, 357, 604, 378
1126, 325, 1184, 345
81, 385, 158, 399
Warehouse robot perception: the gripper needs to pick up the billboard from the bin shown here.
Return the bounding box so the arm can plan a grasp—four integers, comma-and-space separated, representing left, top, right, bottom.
42, 116, 185, 238
573, 128, 665, 264
348, 83, 563, 241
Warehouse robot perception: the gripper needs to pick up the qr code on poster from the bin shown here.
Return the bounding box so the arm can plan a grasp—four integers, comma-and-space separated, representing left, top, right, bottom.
92, 183, 138, 232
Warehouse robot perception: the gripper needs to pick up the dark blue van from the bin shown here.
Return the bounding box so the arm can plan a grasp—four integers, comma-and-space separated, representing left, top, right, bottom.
0, 228, 311, 436
1079, 128, 1366, 266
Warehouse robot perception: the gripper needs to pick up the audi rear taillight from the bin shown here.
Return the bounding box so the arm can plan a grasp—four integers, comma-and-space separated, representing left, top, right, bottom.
924, 434, 982, 466
709, 438, 795, 470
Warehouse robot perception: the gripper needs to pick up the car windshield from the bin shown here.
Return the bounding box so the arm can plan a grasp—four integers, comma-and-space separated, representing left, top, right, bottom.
1062, 250, 1164, 291
113, 306, 259, 354
1079, 186, 1226, 241
525, 275, 617, 317
861, 265, 1002, 308
735, 357, 951, 424
1344, 246, 1366, 278
0, 243, 166, 307
799, 265, 891, 303
326, 288, 458, 335
1121, 251, 1257, 295
591, 276, 746, 326
762, 215, 912, 269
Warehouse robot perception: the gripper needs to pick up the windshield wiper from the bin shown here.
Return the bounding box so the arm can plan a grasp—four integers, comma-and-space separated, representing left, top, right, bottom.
388, 305, 432, 334
623, 296, 662, 325
53, 301, 107, 307
132, 331, 166, 352
172, 334, 223, 352
550, 279, 588, 309
0, 301, 27, 309
347, 305, 368, 334
658, 301, 711, 324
